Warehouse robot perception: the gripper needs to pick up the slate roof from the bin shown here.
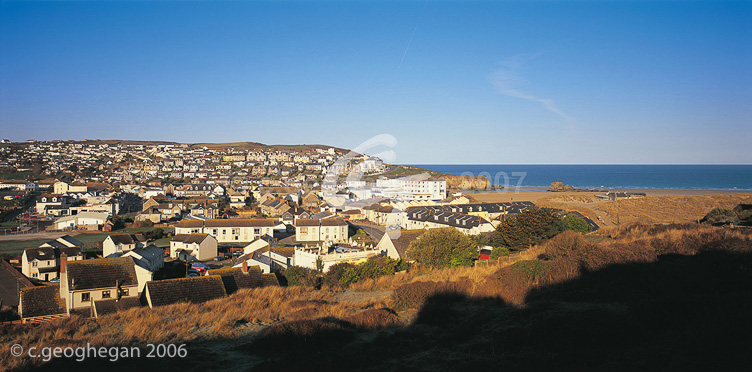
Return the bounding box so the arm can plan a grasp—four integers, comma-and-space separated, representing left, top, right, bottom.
207, 266, 266, 294
93, 297, 142, 317
108, 233, 147, 245
386, 230, 425, 259
262, 273, 279, 286
0, 260, 33, 307
66, 257, 139, 291
172, 233, 210, 244
145, 275, 227, 307
19, 285, 67, 319
176, 219, 275, 228
295, 217, 347, 227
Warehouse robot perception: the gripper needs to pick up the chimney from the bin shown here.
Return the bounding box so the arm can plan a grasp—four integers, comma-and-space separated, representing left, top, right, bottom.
60, 253, 68, 274
241, 259, 248, 274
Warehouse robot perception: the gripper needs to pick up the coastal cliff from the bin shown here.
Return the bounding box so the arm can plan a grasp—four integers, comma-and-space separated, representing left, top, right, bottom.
443, 174, 491, 190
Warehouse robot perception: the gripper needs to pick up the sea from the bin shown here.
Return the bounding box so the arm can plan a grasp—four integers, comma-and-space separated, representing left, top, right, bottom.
408, 165, 752, 191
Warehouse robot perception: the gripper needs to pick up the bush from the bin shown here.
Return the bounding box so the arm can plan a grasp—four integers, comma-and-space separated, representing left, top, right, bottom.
283, 266, 309, 286
702, 208, 737, 226
561, 214, 592, 233
406, 227, 477, 268
490, 246, 510, 259
143, 228, 164, 240
323, 262, 356, 288
492, 207, 563, 250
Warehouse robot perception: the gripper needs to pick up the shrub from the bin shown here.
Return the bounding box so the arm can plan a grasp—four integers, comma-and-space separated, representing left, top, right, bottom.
357, 255, 399, 279
490, 246, 510, 259
283, 266, 308, 286
343, 308, 402, 329
323, 262, 356, 288
406, 227, 477, 268
702, 208, 737, 226
492, 207, 563, 250
561, 214, 592, 233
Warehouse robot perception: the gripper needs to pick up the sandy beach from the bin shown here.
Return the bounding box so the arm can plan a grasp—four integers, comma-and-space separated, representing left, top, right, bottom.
467, 189, 752, 203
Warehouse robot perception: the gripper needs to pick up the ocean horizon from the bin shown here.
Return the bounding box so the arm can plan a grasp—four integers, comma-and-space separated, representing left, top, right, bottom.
407, 164, 752, 191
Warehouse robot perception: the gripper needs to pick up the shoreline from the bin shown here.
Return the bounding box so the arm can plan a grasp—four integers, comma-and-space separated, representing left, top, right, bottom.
463, 189, 752, 203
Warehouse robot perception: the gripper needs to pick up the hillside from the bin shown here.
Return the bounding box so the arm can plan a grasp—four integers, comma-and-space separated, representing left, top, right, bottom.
4, 223, 751, 371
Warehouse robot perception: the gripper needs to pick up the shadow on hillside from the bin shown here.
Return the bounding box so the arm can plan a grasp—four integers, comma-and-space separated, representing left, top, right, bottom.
29, 250, 752, 372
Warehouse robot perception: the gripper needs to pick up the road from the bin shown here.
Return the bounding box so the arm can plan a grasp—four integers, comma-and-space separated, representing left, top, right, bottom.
349, 221, 386, 242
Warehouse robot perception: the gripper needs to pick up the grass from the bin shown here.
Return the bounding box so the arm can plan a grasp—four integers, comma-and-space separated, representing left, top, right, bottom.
0, 239, 48, 257
4, 223, 752, 371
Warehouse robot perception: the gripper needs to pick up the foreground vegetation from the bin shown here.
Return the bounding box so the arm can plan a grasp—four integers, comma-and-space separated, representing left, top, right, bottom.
2, 223, 751, 371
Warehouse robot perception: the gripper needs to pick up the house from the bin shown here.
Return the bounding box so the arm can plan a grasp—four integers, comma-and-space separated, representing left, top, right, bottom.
293, 244, 381, 272
295, 218, 349, 243
174, 219, 275, 243
260, 198, 291, 216
19, 285, 68, 324
300, 191, 322, 209
136, 206, 162, 224
143, 276, 227, 308
121, 245, 165, 290
403, 207, 495, 235
103, 233, 147, 258
53, 181, 87, 194
36, 194, 73, 216
0, 259, 34, 308
170, 233, 218, 261
53, 211, 110, 231
281, 207, 310, 225
233, 248, 291, 274
60, 255, 142, 313
375, 230, 425, 260
207, 261, 277, 294
21, 237, 85, 281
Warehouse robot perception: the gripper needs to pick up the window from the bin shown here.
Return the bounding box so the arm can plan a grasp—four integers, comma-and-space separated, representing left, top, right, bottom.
81, 293, 90, 302
102, 290, 111, 299
254, 228, 261, 235
32, 273, 38, 278
300, 227, 307, 234
32, 261, 37, 267
121, 288, 129, 296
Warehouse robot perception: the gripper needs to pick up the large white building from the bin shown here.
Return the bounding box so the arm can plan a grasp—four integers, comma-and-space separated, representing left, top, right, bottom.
375, 177, 447, 201
174, 219, 275, 243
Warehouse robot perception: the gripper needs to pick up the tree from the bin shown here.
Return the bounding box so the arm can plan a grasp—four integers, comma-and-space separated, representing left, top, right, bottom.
406, 227, 477, 268
561, 214, 592, 233
492, 207, 563, 250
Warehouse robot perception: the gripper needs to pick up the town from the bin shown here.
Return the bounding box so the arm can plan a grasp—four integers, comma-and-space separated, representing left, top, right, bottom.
0, 140, 559, 324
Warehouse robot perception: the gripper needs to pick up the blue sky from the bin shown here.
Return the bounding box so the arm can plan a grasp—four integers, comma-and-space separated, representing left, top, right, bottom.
0, 1, 750, 164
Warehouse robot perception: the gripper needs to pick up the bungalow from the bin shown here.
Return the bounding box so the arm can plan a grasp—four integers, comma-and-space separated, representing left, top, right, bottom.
170, 233, 218, 261
53, 211, 110, 231
142, 275, 227, 308
208, 261, 278, 294
60, 255, 142, 313
19, 285, 67, 324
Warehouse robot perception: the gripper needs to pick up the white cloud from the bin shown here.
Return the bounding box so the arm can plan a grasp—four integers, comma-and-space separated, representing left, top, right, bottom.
491, 53, 573, 123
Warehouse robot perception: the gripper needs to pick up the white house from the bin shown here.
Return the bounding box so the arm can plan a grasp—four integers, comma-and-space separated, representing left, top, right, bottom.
170, 233, 218, 261
294, 218, 349, 243
103, 233, 147, 257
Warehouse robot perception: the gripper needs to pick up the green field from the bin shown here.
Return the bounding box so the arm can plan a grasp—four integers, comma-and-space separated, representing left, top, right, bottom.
0, 227, 175, 257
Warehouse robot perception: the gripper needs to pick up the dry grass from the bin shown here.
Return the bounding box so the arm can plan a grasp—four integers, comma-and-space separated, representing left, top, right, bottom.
5, 222, 752, 371
597, 194, 752, 225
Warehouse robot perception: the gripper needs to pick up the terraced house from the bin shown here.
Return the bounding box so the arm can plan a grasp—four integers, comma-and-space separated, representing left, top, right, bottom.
174, 218, 275, 243
295, 217, 349, 243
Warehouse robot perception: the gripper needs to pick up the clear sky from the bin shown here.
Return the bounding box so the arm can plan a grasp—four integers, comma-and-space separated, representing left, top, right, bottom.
1, 1, 750, 164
